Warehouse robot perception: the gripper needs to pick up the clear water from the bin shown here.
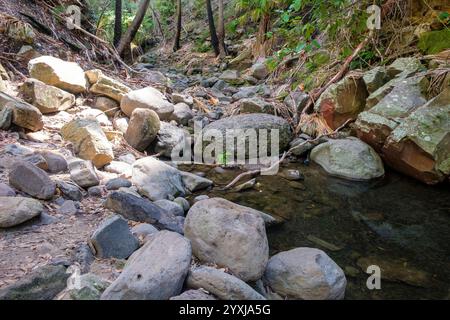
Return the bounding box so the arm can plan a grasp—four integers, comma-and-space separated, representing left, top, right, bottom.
182, 162, 450, 300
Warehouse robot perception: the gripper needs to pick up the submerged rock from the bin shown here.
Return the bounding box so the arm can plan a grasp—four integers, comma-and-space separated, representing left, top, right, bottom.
263, 247, 347, 300
101, 231, 191, 300
184, 197, 269, 282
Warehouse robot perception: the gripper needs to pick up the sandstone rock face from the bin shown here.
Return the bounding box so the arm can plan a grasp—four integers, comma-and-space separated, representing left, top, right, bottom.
132, 157, 185, 201
61, 119, 114, 168
184, 197, 269, 282
101, 231, 191, 300
381, 88, 450, 184
9, 162, 56, 200
0, 196, 44, 228
94, 96, 119, 116
198, 114, 292, 160
28, 56, 87, 93
263, 247, 347, 300
88, 71, 131, 102
19, 79, 75, 114
186, 266, 266, 300
315, 74, 369, 129
121, 87, 174, 120
124, 108, 160, 152
0, 92, 43, 131
310, 137, 385, 181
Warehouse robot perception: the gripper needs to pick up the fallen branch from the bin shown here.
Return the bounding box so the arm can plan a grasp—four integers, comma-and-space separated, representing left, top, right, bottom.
221, 119, 353, 191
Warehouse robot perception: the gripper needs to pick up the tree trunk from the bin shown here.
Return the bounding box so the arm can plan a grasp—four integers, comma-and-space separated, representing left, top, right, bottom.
116, 0, 151, 57
255, 13, 270, 58
217, 0, 227, 57
113, 0, 122, 47
205, 0, 220, 56
173, 0, 182, 51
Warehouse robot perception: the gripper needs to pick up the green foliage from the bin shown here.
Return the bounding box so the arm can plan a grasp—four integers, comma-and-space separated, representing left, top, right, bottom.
418, 29, 450, 55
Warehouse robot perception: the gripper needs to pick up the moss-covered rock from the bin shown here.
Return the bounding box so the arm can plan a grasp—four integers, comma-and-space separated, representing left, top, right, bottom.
418, 29, 450, 54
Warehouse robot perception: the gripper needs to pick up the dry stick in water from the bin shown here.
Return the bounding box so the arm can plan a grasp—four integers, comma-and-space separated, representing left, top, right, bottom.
221, 119, 354, 191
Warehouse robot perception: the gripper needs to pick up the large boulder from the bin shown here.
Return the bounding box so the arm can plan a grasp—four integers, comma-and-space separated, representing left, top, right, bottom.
87, 70, 131, 103
381, 87, 450, 184
0, 196, 44, 228
0, 265, 69, 300
124, 108, 160, 152
184, 198, 269, 282
19, 78, 75, 114
310, 137, 384, 181
197, 114, 292, 160
89, 215, 139, 259
9, 162, 56, 200
28, 56, 87, 93
61, 119, 114, 168
0, 92, 43, 131
315, 74, 369, 130
263, 247, 347, 300
186, 266, 266, 300
132, 157, 185, 201
101, 231, 191, 300
104, 191, 184, 233
120, 87, 174, 120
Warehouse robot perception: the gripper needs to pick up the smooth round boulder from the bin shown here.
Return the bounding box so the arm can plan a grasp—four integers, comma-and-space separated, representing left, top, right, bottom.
184, 197, 269, 282
310, 137, 385, 181
263, 247, 347, 300
0, 196, 44, 228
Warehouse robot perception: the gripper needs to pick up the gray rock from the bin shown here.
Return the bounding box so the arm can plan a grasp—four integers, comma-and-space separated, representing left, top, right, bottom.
386, 57, 425, 78
89, 215, 139, 259
193, 195, 209, 203
170, 289, 217, 300
263, 247, 347, 300
249, 62, 269, 80
289, 136, 319, 156
0, 182, 15, 196
9, 162, 56, 200
104, 161, 132, 177
197, 114, 292, 159
154, 122, 189, 158
104, 191, 184, 234
101, 231, 191, 300
132, 157, 185, 201
283, 90, 309, 112
187, 266, 266, 300
57, 181, 83, 201
0, 104, 13, 130
180, 171, 213, 192
310, 137, 385, 181
22, 153, 48, 170
171, 103, 194, 126
240, 97, 273, 114
0, 196, 44, 228
131, 223, 158, 238
174, 197, 190, 212
185, 198, 269, 282
212, 79, 227, 91
232, 86, 259, 100
105, 178, 132, 190
124, 108, 160, 152
4, 143, 35, 157
56, 200, 78, 215
363, 66, 390, 94
118, 153, 136, 165
39, 150, 67, 173
172, 93, 193, 106
0, 264, 69, 300
154, 199, 185, 217
88, 186, 103, 197
68, 159, 99, 188
202, 77, 219, 88
219, 70, 243, 85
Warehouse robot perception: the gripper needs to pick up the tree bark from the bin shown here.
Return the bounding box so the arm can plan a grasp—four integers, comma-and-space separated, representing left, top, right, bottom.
255, 13, 270, 58
217, 0, 227, 57
113, 0, 122, 47
206, 0, 220, 56
173, 0, 182, 51
116, 0, 151, 57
